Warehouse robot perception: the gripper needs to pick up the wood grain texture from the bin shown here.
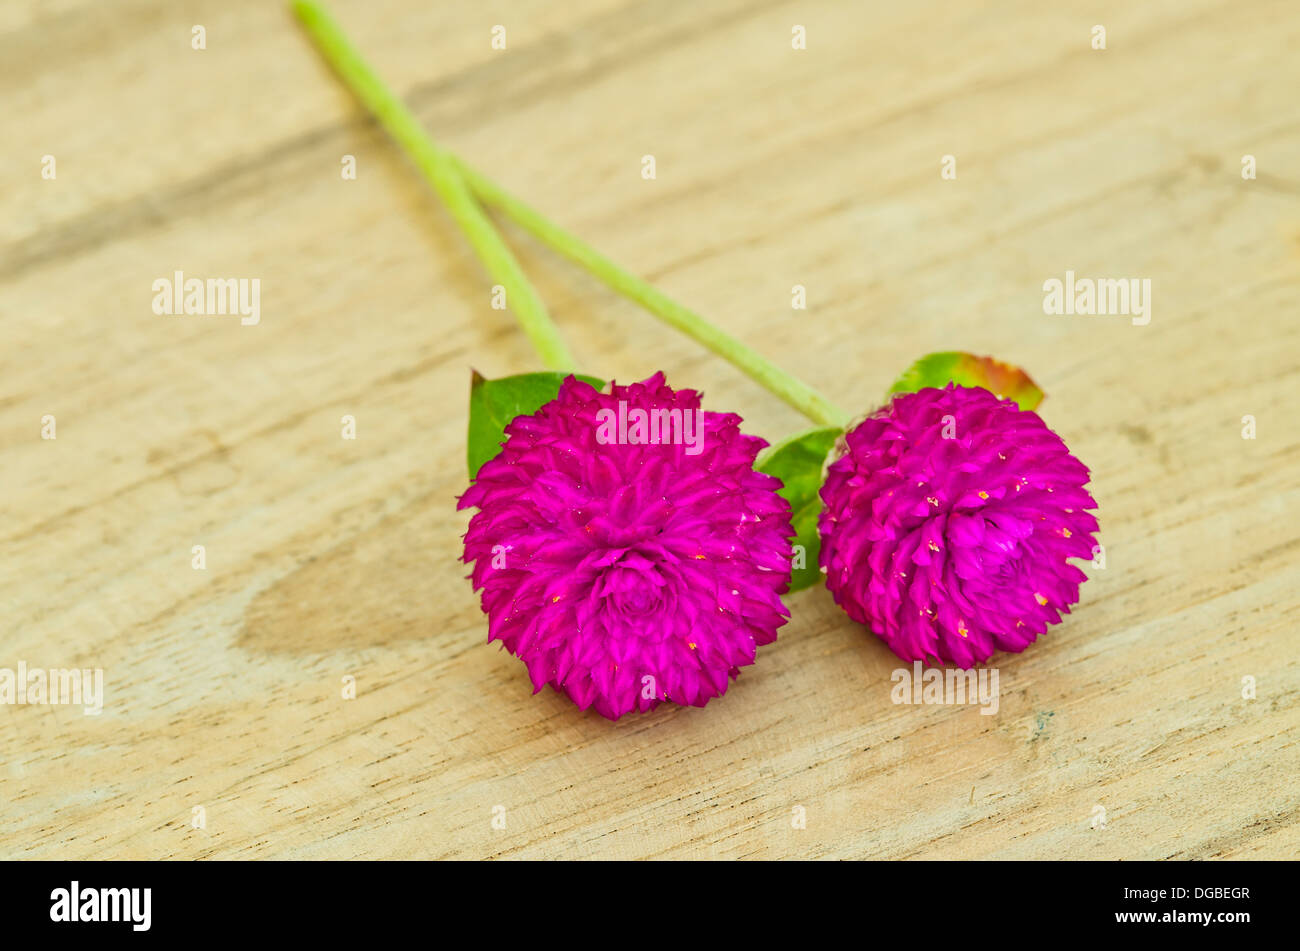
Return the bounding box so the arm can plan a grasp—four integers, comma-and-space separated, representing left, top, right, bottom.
2, 0, 1297, 860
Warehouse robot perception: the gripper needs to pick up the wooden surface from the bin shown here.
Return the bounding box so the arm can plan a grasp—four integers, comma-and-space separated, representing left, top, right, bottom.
2, 0, 1298, 860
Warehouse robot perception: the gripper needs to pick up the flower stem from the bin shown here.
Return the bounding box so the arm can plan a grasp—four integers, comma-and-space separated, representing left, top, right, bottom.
291, 0, 576, 372
454, 159, 851, 429
292, 0, 850, 430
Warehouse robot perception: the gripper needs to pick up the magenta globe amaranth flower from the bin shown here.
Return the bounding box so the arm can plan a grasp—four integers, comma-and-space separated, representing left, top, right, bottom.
818, 384, 1098, 667
459, 373, 794, 719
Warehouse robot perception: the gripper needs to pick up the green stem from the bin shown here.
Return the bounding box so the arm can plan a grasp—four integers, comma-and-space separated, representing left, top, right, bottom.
455, 158, 851, 429
292, 0, 575, 372
292, 0, 850, 430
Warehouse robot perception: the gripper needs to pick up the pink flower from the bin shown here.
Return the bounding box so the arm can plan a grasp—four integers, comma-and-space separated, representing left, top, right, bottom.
459, 373, 793, 719
818, 385, 1099, 667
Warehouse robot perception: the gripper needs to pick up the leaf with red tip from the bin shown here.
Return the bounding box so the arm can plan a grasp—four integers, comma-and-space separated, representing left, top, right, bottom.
887, 352, 1044, 411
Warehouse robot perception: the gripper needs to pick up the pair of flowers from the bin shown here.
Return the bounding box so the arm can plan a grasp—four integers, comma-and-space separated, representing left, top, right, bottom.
461, 367, 1098, 719
293, 1, 1100, 720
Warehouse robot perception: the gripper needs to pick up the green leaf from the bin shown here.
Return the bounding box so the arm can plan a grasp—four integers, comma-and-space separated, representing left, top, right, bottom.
758, 426, 842, 592
467, 370, 605, 478
887, 351, 1044, 411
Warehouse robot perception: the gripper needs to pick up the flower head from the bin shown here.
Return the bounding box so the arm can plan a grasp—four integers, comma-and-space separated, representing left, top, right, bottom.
459, 373, 793, 719
818, 384, 1098, 667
